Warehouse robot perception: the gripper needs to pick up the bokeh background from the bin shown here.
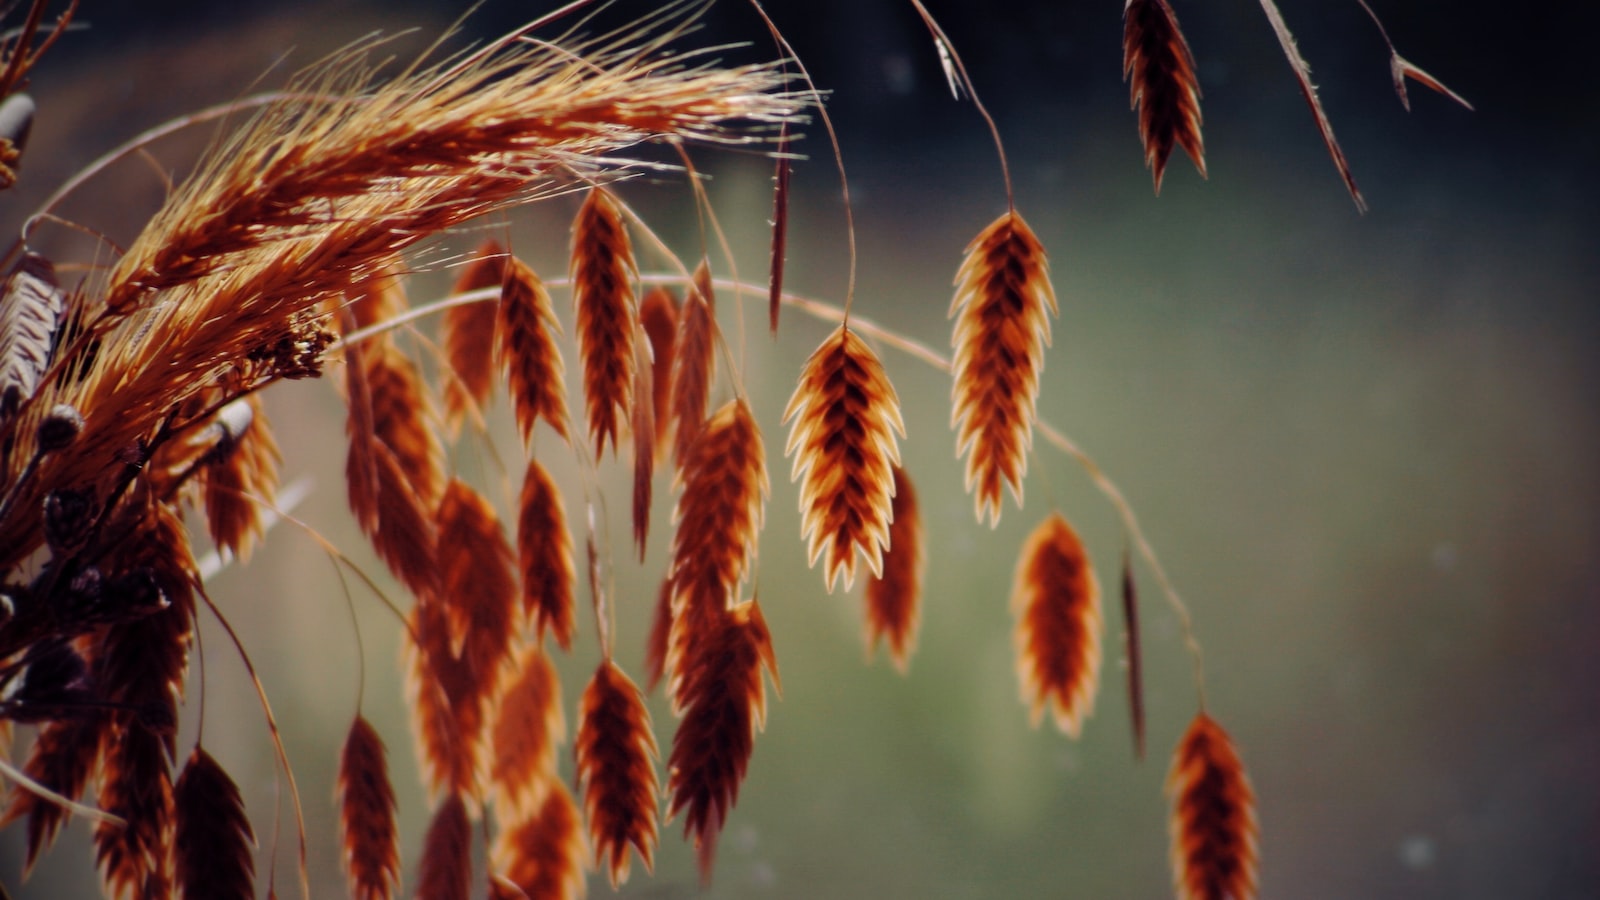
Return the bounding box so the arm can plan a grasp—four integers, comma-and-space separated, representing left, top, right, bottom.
2, 1, 1595, 898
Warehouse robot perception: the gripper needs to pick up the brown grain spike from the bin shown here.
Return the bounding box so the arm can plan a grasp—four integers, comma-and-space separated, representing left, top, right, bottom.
950, 211, 1057, 527
1012, 512, 1102, 737
865, 465, 924, 672
575, 659, 660, 887
571, 187, 637, 460
337, 716, 400, 900
517, 456, 577, 651
1168, 713, 1260, 900
443, 238, 507, 433
174, 747, 256, 900
783, 324, 905, 592
497, 255, 570, 446
1123, 0, 1207, 193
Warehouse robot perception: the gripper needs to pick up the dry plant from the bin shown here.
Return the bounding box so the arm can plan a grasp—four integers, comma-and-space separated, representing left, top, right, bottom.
0, 0, 1471, 897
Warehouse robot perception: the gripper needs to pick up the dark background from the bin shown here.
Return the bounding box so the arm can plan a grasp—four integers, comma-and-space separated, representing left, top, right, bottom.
3, 1, 1596, 898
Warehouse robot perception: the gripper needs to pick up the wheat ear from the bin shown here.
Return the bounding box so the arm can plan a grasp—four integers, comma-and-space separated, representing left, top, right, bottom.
950, 210, 1057, 527
489, 645, 565, 822
173, 747, 256, 900
575, 659, 660, 887
442, 238, 507, 433
416, 794, 471, 900
337, 716, 400, 900
497, 255, 571, 446
1013, 512, 1103, 738
664, 399, 768, 700
517, 456, 577, 651
666, 598, 779, 885
783, 324, 905, 591
1169, 713, 1260, 900
1123, 0, 1206, 193
572, 186, 638, 460
491, 781, 587, 900
669, 266, 717, 467
865, 465, 924, 672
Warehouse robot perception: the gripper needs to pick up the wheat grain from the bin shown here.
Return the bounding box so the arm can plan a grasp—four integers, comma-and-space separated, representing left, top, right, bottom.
783, 324, 904, 591
1013, 512, 1102, 738
1169, 713, 1259, 900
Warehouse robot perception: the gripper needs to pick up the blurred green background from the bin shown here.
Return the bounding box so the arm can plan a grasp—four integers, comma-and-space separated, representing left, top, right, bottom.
2, 1, 1595, 898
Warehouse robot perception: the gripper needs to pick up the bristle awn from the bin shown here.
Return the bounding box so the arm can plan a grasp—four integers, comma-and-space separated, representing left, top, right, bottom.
744, 1, 858, 317
768, 122, 791, 335
1121, 546, 1146, 760
1354, 0, 1472, 112
906, 0, 1013, 206
1256, 0, 1366, 212
195, 587, 311, 900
